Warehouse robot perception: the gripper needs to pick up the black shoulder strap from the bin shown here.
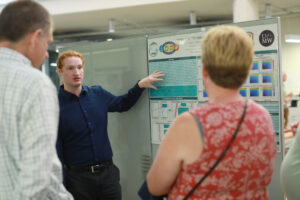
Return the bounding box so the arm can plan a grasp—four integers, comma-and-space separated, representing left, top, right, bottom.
191, 113, 204, 141
183, 99, 248, 200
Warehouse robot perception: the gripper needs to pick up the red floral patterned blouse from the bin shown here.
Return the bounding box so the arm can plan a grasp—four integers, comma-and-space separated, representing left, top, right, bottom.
168, 100, 276, 200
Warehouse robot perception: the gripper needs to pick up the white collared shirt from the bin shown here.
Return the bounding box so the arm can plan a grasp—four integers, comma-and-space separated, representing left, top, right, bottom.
0, 47, 73, 200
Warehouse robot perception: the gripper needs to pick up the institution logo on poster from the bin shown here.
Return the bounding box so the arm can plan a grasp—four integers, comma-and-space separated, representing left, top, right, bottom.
149, 42, 158, 57
259, 30, 274, 47
159, 41, 179, 55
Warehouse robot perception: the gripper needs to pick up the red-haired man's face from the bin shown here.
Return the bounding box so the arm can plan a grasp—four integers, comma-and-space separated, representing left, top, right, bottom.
58, 56, 84, 89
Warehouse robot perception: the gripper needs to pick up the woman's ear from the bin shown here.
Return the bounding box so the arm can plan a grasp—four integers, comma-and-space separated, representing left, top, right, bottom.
202, 64, 208, 78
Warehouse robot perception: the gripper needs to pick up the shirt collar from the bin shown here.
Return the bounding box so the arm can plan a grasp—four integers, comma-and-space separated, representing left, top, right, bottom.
59, 85, 87, 100
81, 85, 88, 95
0, 47, 32, 67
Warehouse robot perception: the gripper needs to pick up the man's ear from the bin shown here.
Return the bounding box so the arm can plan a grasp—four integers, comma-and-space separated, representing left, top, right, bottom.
57, 68, 63, 75
28, 29, 43, 48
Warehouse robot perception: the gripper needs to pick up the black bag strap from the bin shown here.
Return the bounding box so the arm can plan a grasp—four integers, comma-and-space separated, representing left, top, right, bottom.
183, 99, 248, 200
191, 113, 205, 141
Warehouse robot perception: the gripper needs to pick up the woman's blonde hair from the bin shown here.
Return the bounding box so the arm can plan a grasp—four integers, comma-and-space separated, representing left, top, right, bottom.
201, 25, 253, 89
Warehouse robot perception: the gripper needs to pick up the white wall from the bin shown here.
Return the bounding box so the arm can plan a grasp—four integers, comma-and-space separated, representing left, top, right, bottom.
281, 15, 300, 95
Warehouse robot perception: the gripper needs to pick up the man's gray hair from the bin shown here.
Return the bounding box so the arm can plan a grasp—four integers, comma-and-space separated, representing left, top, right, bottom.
0, 0, 52, 42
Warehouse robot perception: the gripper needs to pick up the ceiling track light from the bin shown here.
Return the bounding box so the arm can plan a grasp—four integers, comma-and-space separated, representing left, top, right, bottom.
190, 11, 197, 25
265, 3, 272, 19
108, 19, 115, 33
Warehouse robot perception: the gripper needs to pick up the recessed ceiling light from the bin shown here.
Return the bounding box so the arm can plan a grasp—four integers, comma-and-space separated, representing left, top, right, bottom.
285, 34, 300, 43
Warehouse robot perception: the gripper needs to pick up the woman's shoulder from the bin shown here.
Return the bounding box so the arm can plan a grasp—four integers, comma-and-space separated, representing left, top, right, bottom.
189, 100, 245, 116
246, 99, 271, 116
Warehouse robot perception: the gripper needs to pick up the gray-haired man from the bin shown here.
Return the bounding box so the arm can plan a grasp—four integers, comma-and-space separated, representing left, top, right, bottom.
0, 1, 73, 199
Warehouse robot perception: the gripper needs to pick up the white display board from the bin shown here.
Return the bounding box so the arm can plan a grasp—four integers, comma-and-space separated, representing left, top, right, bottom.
148, 19, 282, 152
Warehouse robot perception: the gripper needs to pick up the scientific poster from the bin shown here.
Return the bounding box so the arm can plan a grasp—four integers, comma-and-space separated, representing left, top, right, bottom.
148, 19, 282, 152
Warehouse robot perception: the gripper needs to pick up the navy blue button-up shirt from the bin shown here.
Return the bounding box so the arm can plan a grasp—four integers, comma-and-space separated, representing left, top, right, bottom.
56, 82, 144, 166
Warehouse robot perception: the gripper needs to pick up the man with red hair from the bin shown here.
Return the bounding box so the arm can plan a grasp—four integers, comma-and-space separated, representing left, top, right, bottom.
56, 50, 164, 200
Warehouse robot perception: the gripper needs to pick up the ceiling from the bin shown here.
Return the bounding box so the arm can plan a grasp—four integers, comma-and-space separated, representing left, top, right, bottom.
34, 0, 300, 45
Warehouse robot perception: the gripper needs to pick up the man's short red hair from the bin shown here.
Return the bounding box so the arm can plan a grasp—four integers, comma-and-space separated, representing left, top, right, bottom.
56, 50, 85, 71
